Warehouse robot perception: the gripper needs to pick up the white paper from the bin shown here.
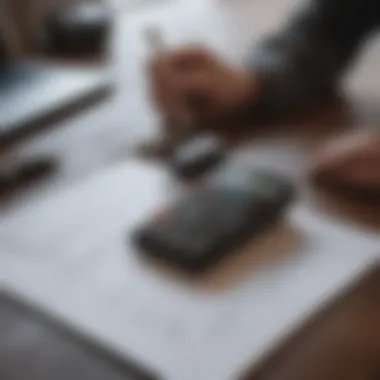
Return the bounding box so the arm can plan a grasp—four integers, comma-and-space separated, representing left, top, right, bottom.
1, 162, 379, 380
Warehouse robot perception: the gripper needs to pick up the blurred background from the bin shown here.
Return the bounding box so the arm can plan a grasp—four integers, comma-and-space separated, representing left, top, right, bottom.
2, 1, 380, 380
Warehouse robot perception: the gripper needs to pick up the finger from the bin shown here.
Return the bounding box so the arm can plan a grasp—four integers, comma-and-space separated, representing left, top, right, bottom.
148, 52, 217, 121
342, 157, 380, 187
148, 54, 173, 80
310, 133, 361, 175
148, 56, 180, 115
152, 82, 183, 120
176, 72, 229, 124
175, 70, 214, 95
169, 45, 216, 70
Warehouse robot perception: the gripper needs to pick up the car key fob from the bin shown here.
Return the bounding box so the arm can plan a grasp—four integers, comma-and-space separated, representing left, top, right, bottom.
132, 163, 295, 274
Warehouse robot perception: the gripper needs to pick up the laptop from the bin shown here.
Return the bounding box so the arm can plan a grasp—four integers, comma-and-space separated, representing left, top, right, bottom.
0, 19, 111, 138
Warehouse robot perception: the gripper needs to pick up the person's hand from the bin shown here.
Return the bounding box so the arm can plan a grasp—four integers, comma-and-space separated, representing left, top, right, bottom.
148, 45, 260, 127
310, 131, 380, 190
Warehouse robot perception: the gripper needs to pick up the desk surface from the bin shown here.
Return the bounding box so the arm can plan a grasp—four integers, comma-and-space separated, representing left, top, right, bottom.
242, 264, 380, 380
2, 0, 380, 379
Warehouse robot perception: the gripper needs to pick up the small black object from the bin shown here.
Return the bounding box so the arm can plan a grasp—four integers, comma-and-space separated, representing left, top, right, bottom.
0, 157, 56, 195
14, 157, 56, 184
43, 2, 112, 55
133, 163, 295, 274
170, 134, 224, 178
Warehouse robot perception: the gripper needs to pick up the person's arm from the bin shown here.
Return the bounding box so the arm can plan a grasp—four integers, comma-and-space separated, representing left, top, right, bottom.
247, 0, 376, 116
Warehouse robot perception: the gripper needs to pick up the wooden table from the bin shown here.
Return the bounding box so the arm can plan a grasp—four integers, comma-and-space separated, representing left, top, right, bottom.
1, 1, 380, 379
241, 265, 380, 380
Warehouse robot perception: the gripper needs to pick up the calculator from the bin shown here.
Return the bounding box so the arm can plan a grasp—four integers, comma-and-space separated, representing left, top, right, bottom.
132, 163, 295, 273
